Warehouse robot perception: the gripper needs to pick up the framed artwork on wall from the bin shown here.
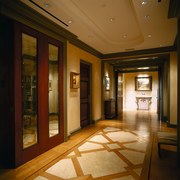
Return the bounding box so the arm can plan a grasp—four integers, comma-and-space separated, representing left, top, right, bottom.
105, 76, 110, 91
70, 72, 80, 89
135, 76, 152, 91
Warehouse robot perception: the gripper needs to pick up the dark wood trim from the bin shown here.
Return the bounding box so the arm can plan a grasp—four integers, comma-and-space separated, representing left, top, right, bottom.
168, 0, 180, 18
177, 17, 180, 167
102, 46, 175, 60
167, 56, 170, 126
167, 122, 177, 128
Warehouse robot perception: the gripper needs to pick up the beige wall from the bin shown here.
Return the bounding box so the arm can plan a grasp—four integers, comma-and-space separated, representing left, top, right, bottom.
170, 52, 177, 125
67, 42, 102, 135
123, 72, 158, 111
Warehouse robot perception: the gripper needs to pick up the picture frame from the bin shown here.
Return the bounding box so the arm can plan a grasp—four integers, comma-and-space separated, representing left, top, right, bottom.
105, 76, 110, 91
70, 72, 80, 89
135, 76, 152, 91
49, 80, 52, 91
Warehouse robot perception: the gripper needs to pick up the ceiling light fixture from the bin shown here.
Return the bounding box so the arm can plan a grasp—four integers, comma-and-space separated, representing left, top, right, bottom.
44, 3, 49, 8
28, 0, 68, 27
137, 67, 150, 70
68, 20, 73, 24
141, 0, 148, 5
148, 34, 152, 38
110, 18, 115, 22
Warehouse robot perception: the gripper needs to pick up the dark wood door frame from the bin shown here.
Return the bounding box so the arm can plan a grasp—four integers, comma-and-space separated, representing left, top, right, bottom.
14, 22, 64, 167
80, 60, 92, 127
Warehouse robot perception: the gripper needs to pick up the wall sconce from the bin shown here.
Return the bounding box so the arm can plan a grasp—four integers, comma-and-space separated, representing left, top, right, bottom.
70, 72, 80, 89
105, 76, 110, 91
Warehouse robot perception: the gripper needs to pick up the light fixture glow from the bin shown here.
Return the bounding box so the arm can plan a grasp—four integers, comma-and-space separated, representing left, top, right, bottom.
68, 20, 73, 24
110, 18, 115, 22
141, 0, 148, 5
148, 34, 152, 38
137, 67, 150, 70
123, 34, 127, 38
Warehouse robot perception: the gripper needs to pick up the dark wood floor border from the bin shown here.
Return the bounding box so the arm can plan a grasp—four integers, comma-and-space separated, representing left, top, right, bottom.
140, 133, 154, 180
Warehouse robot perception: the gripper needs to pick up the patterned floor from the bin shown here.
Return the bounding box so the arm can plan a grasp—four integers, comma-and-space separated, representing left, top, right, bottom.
33, 127, 150, 180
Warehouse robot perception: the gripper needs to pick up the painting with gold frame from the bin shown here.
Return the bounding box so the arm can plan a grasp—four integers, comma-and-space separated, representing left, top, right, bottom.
135, 76, 152, 91
70, 72, 80, 89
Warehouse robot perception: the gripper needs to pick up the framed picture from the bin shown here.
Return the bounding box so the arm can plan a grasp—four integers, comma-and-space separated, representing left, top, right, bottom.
49, 80, 52, 91
135, 76, 152, 91
105, 76, 110, 91
70, 72, 80, 89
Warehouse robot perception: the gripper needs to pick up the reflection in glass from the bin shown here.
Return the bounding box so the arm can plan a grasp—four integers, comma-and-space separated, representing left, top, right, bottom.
48, 44, 59, 137
22, 33, 38, 149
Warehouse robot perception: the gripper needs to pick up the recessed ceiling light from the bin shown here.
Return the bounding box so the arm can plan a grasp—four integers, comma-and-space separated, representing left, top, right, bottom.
148, 34, 152, 38
137, 67, 149, 70
68, 20, 73, 24
44, 3, 49, 8
110, 18, 115, 22
141, 0, 148, 5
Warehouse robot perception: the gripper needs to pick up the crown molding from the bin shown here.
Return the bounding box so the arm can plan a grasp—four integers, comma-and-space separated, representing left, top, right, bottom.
102, 46, 176, 60
0, 0, 177, 60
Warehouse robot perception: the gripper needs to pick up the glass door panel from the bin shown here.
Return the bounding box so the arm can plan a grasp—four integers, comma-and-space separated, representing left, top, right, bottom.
48, 44, 59, 137
22, 33, 38, 149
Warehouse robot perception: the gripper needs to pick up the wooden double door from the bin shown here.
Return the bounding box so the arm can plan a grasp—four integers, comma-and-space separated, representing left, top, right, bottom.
13, 22, 64, 166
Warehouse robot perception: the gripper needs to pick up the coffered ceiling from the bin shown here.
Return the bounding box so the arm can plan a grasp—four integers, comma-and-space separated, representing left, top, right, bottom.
20, 0, 177, 55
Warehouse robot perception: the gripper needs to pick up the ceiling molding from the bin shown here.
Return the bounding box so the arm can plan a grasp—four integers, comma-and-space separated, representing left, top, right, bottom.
0, 0, 177, 60
102, 46, 175, 60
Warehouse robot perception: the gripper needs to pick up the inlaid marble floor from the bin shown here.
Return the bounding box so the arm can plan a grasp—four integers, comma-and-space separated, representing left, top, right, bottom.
32, 127, 150, 180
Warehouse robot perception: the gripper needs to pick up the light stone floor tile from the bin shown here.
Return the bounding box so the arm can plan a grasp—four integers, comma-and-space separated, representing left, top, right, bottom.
119, 149, 145, 165
123, 141, 147, 151
34, 176, 49, 180
132, 130, 149, 138
106, 143, 120, 149
67, 151, 76, 157
106, 132, 138, 142
77, 150, 127, 178
78, 142, 104, 152
112, 175, 135, 180
103, 127, 121, 132
36, 128, 149, 180
89, 135, 109, 143
46, 159, 77, 179
133, 168, 142, 176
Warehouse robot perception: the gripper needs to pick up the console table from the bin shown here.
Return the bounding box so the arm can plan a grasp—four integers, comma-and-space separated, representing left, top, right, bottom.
136, 97, 152, 110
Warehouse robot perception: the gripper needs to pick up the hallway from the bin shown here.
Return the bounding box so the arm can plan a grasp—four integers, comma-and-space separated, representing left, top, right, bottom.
0, 111, 179, 179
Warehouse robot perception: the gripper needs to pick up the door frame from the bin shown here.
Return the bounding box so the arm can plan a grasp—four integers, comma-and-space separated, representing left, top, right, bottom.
14, 21, 64, 166
80, 60, 92, 126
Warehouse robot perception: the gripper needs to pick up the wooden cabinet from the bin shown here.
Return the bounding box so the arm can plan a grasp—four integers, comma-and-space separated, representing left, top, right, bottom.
104, 99, 116, 119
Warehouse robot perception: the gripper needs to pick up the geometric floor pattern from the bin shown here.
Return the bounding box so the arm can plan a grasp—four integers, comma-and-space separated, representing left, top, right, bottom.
33, 127, 150, 180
